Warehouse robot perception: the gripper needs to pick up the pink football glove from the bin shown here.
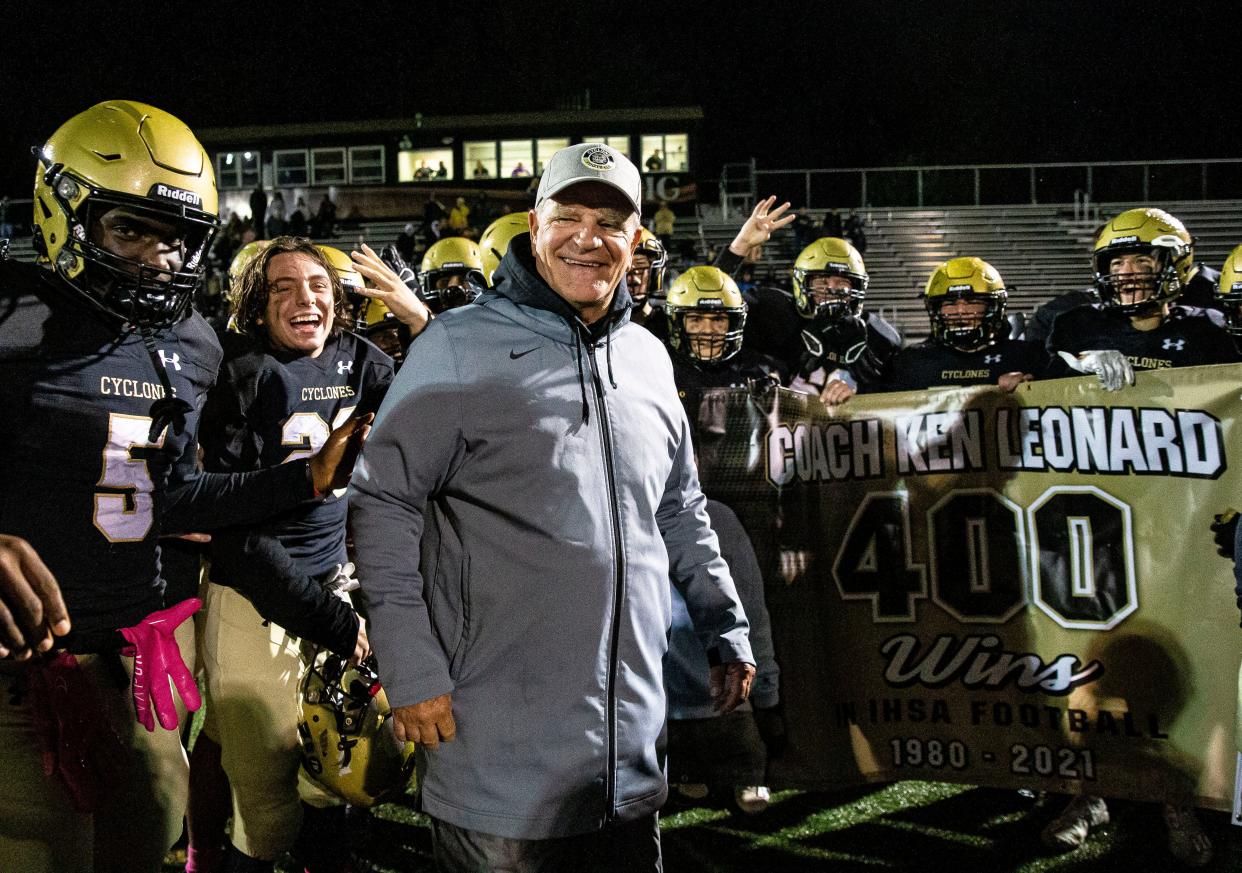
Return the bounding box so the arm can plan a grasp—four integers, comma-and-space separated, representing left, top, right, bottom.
118, 597, 202, 732
26, 651, 125, 813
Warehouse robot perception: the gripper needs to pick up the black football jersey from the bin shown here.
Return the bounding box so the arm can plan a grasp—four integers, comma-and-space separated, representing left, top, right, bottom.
669, 347, 785, 391
200, 329, 394, 577
0, 260, 298, 649
1046, 304, 1239, 376
885, 338, 1049, 392
795, 310, 902, 394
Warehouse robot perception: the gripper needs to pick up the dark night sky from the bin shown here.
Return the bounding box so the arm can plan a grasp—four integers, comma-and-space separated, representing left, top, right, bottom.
1, 1, 1236, 198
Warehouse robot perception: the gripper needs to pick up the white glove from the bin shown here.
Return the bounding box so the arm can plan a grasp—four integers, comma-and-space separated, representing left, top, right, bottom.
1057, 350, 1135, 391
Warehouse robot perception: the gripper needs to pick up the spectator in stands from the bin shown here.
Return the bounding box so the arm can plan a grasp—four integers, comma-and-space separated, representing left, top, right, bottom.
435, 161, 449, 179
415, 160, 433, 180
822, 208, 843, 238
266, 191, 286, 237
423, 195, 447, 226
250, 183, 267, 238
646, 149, 664, 172
843, 209, 867, 255
0, 196, 12, 240
510, 161, 531, 177
1041, 207, 1238, 868
737, 265, 756, 294
1027, 207, 1221, 345
788, 236, 901, 402
448, 196, 470, 234
312, 194, 336, 238
396, 222, 418, 264
792, 211, 816, 253
472, 159, 490, 178
654, 200, 676, 246
883, 257, 1046, 392
288, 196, 308, 236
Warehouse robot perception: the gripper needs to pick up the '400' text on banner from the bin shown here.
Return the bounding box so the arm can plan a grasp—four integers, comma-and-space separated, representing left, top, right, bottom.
689, 365, 1242, 809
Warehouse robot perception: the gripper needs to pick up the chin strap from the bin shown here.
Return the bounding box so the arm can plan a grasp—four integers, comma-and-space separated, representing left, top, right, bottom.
137, 325, 193, 442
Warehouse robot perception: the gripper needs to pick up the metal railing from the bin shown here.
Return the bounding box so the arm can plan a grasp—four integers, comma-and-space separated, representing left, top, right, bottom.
742, 158, 1242, 210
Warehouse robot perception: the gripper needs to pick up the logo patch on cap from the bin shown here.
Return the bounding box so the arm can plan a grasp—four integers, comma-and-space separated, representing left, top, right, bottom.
581, 147, 615, 172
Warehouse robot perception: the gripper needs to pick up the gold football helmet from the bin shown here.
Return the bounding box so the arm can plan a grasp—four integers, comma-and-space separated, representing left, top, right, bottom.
32, 100, 219, 327
478, 212, 529, 286
1092, 207, 1193, 314
923, 257, 1009, 351
791, 237, 868, 321
628, 228, 668, 305
419, 237, 485, 312
298, 654, 417, 808
1217, 243, 1242, 338
665, 265, 747, 363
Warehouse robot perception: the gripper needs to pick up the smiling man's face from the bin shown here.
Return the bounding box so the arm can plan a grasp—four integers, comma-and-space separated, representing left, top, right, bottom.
529, 182, 640, 324
262, 251, 335, 357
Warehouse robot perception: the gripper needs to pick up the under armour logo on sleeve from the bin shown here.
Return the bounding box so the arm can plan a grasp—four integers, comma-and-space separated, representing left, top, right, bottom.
984, 354, 1002, 364
157, 350, 182, 371
1162, 338, 1186, 351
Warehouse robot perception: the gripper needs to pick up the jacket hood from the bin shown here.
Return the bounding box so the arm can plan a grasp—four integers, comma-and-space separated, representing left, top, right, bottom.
489, 232, 632, 340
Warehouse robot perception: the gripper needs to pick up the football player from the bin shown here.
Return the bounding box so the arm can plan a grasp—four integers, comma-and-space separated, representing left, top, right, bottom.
1214, 243, 1242, 352
0, 102, 366, 873
627, 228, 668, 331
884, 257, 1046, 392
1027, 207, 1222, 345
1048, 207, 1237, 392
787, 236, 901, 403
664, 266, 785, 389
194, 236, 417, 871
417, 236, 486, 313
1041, 209, 1230, 866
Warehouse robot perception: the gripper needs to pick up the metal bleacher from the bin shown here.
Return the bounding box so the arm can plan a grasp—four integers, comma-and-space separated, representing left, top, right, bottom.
690, 200, 1242, 343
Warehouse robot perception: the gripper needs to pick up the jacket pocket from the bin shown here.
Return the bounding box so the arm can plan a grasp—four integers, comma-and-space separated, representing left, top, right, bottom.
446, 554, 473, 681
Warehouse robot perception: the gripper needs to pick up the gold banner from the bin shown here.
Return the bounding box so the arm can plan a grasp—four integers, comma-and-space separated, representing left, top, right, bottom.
692, 365, 1242, 809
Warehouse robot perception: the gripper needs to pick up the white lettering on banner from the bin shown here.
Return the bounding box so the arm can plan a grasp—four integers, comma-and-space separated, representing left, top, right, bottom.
996, 406, 1223, 477
880, 633, 1103, 696
766, 419, 884, 486
896, 410, 984, 474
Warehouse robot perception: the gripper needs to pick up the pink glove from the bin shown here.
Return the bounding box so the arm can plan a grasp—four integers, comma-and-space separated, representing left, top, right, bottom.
26, 651, 125, 813
118, 597, 202, 732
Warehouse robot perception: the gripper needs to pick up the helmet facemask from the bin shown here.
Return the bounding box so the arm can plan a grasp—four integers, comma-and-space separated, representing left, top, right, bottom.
418, 267, 485, 313
1094, 243, 1182, 316
670, 306, 747, 363
628, 236, 668, 307
794, 269, 866, 321
1218, 291, 1242, 338
41, 164, 217, 329
927, 290, 1007, 351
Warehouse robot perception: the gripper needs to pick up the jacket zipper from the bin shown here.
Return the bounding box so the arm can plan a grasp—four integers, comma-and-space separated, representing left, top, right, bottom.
586, 339, 625, 822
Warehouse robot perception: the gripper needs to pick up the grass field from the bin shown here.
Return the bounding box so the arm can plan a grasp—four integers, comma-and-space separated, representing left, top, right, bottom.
163, 781, 1242, 871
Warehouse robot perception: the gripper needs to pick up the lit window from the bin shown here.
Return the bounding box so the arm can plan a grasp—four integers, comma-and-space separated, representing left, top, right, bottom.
215, 152, 261, 189
398, 148, 454, 182
582, 136, 630, 158
535, 138, 570, 176
465, 141, 497, 179
639, 134, 689, 173
500, 139, 534, 178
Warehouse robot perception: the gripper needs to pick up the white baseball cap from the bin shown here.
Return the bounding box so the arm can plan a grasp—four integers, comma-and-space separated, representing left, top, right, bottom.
535, 143, 642, 216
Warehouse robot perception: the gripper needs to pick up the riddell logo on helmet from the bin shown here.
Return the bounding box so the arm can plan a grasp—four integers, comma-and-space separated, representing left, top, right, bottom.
149, 184, 202, 207
948, 284, 973, 293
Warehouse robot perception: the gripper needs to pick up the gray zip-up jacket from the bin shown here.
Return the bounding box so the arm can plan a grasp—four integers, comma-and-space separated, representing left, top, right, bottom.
349, 237, 752, 839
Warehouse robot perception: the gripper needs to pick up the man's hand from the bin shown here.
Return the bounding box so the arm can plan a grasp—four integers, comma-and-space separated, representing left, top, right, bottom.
351, 243, 432, 337
728, 196, 796, 257
391, 693, 456, 749
1211, 509, 1239, 560
819, 379, 855, 406
997, 372, 1034, 392
709, 661, 756, 714
309, 413, 374, 496
1057, 350, 1134, 391
0, 535, 69, 660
